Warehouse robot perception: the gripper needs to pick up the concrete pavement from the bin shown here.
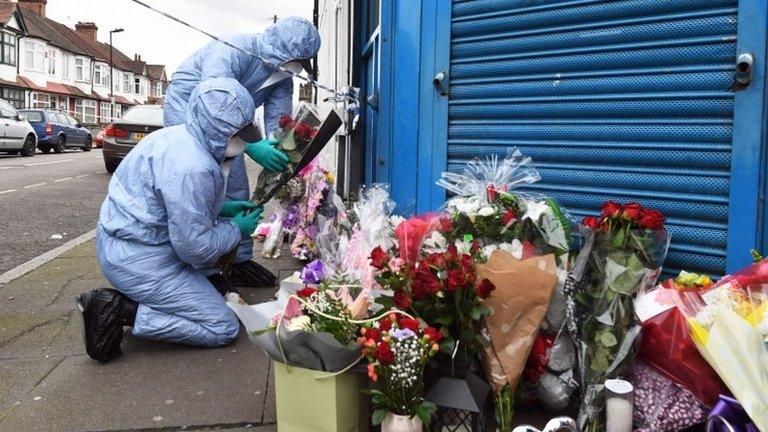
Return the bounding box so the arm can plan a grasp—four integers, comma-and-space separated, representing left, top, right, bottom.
0, 239, 304, 431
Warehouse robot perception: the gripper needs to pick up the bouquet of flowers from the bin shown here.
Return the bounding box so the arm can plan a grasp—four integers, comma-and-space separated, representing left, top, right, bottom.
566, 201, 670, 431
436, 149, 570, 264
436, 149, 576, 411
256, 162, 340, 260
673, 258, 768, 431
371, 236, 496, 356
634, 272, 728, 407
228, 283, 362, 372
252, 102, 321, 203
359, 313, 440, 426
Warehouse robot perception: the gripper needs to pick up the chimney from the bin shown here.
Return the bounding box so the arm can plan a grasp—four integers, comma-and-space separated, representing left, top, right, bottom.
17, 0, 47, 17
75, 22, 98, 42
134, 54, 141, 61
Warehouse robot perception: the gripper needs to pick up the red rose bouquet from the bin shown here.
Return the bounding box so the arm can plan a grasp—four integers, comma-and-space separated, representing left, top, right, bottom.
371, 243, 495, 356
253, 102, 321, 203
566, 201, 670, 431
359, 313, 440, 426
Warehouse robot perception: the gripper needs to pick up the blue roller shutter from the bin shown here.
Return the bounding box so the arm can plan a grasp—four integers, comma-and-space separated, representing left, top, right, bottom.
446, 0, 764, 276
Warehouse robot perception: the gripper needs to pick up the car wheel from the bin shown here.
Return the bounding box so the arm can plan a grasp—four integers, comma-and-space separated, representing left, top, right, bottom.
83, 136, 92, 152
20, 135, 36, 157
39, 145, 51, 154
104, 158, 119, 174
54, 136, 66, 153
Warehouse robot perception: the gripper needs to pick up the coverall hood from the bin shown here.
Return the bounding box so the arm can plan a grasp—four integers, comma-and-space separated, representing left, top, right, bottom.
185, 78, 256, 163
258, 17, 321, 65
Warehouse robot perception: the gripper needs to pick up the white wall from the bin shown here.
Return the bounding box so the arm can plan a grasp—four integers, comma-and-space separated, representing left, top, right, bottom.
316, 0, 354, 192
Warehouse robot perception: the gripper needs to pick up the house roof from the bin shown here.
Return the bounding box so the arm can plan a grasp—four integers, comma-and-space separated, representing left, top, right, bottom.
147, 64, 166, 82
0, 3, 16, 24
127, 59, 146, 76
18, 8, 91, 56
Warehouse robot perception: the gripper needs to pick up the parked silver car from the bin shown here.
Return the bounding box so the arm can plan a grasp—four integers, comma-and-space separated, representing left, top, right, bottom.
0, 99, 37, 157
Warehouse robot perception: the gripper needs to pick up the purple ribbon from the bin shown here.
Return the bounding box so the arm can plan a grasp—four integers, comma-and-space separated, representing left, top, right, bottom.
300, 259, 325, 284
707, 395, 759, 432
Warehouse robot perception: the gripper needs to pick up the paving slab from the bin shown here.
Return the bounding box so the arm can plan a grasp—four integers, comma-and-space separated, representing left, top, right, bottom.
0, 334, 272, 432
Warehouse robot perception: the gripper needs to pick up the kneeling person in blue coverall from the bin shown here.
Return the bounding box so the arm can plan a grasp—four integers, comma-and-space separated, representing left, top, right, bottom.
76, 78, 281, 362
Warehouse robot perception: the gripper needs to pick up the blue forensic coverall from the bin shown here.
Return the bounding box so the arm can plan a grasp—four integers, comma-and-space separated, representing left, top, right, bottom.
96, 78, 256, 347
163, 17, 321, 265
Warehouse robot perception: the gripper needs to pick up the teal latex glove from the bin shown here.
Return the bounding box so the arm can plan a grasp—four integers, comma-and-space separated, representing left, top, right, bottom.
219, 200, 257, 218
231, 207, 264, 238
244, 139, 289, 172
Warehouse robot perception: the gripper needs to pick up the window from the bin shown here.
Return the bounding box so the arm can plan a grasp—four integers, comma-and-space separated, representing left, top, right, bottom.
75, 58, 89, 81
1, 32, 16, 66
114, 104, 122, 119
155, 82, 163, 97
62, 54, 71, 79
1, 87, 25, 109
24, 41, 44, 72
47, 49, 57, 75
103, 67, 110, 87
134, 77, 141, 95
94, 64, 101, 85
31, 93, 51, 108
75, 99, 96, 124
0, 99, 17, 118
100, 102, 112, 122
122, 73, 131, 93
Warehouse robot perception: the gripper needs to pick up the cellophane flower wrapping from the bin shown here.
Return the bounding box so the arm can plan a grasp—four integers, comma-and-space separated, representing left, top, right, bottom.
566, 202, 670, 431
634, 276, 729, 407
629, 361, 708, 432
252, 102, 322, 203
288, 163, 340, 260
436, 148, 577, 410
337, 184, 397, 298
672, 259, 768, 431
227, 286, 361, 372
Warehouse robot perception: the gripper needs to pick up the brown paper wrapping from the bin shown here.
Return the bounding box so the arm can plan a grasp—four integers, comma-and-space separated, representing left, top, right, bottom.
478, 251, 558, 393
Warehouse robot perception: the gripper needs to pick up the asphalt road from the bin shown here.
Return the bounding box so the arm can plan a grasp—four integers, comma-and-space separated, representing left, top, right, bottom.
0, 148, 110, 274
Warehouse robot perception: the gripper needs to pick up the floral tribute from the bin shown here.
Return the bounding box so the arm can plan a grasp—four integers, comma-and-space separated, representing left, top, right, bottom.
672, 258, 768, 431
567, 200, 670, 431
359, 313, 440, 425
252, 102, 322, 204
267, 286, 358, 344
370, 239, 495, 355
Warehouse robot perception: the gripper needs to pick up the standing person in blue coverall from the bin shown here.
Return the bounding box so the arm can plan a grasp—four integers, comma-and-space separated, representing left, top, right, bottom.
164, 17, 321, 289
76, 78, 266, 362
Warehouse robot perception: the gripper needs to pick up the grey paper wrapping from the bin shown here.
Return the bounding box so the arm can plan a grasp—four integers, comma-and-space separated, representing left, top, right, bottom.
228, 299, 360, 372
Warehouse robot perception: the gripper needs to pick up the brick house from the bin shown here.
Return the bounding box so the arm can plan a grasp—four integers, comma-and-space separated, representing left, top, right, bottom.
0, 0, 167, 125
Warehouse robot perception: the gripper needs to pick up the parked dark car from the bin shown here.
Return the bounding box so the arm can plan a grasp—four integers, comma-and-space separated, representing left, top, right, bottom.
19, 109, 92, 153
102, 104, 163, 173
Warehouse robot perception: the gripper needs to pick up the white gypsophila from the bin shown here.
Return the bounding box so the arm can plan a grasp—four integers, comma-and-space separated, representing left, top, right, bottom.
390, 215, 406, 229
285, 315, 311, 332
388, 336, 422, 390
423, 231, 448, 254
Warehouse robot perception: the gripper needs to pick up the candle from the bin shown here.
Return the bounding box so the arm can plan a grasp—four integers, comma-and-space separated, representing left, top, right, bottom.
605, 379, 634, 432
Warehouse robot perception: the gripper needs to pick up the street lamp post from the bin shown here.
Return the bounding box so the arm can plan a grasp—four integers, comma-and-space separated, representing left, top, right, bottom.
109, 28, 124, 122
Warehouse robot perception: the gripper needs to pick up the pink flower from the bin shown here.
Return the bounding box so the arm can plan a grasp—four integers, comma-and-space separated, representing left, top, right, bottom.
388, 257, 405, 273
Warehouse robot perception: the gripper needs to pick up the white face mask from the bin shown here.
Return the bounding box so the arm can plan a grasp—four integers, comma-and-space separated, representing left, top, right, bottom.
225, 136, 246, 158
258, 60, 303, 91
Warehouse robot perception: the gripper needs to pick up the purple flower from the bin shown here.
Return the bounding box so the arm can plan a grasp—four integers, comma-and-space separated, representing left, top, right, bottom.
389, 328, 417, 341
300, 259, 325, 284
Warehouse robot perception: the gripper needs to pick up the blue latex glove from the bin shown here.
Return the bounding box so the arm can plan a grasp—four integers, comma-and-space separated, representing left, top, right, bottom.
244, 139, 289, 172
219, 200, 257, 218
231, 207, 264, 238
